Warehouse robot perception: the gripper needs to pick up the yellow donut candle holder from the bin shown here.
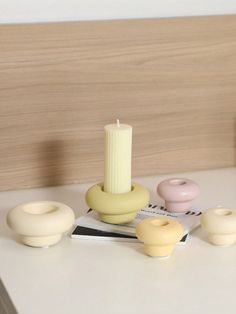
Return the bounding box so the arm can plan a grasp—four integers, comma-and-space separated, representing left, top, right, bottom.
7, 201, 75, 247
200, 207, 236, 246
136, 217, 184, 257
86, 182, 150, 224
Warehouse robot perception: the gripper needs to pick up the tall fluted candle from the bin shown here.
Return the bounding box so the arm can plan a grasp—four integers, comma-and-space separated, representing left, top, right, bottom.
104, 121, 132, 194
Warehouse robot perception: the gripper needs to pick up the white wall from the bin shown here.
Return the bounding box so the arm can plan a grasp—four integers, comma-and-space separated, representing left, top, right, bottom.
0, 0, 236, 24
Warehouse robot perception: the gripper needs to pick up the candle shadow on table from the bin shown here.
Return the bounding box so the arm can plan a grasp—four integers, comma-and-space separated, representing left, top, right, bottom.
189, 225, 211, 244
112, 240, 144, 255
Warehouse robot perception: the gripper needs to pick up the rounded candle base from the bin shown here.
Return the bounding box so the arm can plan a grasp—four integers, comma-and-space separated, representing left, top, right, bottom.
99, 212, 137, 224
208, 233, 236, 247
165, 201, 192, 213
144, 244, 174, 257
21, 234, 62, 248
86, 182, 150, 224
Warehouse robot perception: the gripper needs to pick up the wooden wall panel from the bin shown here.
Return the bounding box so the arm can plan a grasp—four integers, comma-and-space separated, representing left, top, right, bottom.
0, 15, 236, 190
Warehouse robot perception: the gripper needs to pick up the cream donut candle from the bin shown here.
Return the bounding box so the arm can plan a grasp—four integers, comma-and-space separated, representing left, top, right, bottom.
7, 201, 75, 247
201, 207, 236, 246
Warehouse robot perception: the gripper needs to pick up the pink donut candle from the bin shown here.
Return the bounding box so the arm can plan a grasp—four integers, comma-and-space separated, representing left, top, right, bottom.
157, 178, 200, 213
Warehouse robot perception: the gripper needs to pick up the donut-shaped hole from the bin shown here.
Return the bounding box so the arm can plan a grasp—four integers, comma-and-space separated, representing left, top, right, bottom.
151, 219, 170, 227
214, 208, 232, 216
23, 203, 58, 215
169, 179, 187, 186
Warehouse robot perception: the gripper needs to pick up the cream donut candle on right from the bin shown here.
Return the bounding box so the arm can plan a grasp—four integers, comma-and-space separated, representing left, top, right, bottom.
157, 178, 200, 213
200, 207, 236, 246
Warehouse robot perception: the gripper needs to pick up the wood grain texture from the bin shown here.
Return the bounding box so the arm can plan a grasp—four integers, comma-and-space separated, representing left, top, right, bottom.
0, 15, 236, 191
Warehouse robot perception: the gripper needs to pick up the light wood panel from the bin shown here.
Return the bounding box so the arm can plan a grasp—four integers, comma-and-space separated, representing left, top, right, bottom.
0, 16, 236, 191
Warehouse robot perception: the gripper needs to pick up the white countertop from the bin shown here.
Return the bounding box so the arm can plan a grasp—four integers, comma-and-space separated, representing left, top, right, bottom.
0, 168, 236, 314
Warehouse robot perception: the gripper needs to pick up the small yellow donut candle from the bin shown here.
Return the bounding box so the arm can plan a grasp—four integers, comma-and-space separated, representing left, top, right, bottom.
136, 217, 183, 257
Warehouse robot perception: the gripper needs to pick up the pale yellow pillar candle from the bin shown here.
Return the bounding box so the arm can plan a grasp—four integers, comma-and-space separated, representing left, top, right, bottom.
104, 120, 132, 194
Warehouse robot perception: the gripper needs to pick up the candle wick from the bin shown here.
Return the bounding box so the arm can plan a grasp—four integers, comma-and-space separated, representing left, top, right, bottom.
117, 119, 120, 127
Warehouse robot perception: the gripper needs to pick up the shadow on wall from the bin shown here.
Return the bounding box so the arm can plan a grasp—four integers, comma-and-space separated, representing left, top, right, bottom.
37, 140, 68, 187
235, 118, 236, 165
36, 140, 88, 217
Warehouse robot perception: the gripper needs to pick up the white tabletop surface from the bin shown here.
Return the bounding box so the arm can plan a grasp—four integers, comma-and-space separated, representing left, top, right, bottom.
0, 168, 236, 314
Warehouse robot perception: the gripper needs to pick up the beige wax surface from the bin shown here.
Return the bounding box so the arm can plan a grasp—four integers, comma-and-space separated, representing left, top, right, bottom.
104, 123, 132, 194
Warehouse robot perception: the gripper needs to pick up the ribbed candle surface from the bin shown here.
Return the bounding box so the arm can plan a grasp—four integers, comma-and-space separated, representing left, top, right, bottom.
104, 123, 132, 194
